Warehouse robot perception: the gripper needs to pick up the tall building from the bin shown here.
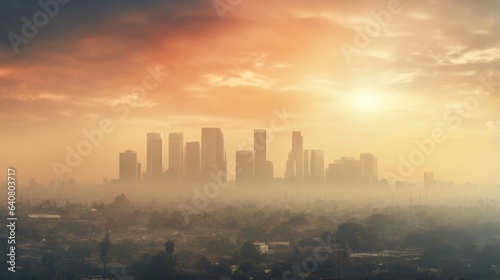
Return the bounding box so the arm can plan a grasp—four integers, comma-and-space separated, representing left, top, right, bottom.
185, 141, 200, 179
236, 150, 254, 184
326, 161, 341, 184
309, 150, 324, 182
168, 132, 183, 183
341, 157, 363, 185
424, 172, 435, 187
147, 132, 163, 179
137, 163, 142, 181
285, 131, 303, 181
119, 150, 137, 183
303, 150, 310, 178
254, 129, 274, 181
326, 156, 368, 186
254, 129, 267, 163
201, 128, 227, 181
360, 153, 378, 185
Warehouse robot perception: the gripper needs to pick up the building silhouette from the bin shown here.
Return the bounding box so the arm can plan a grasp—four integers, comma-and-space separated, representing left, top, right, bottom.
360, 153, 378, 185
236, 150, 254, 184
147, 132, 163, 180
254, 129, 274, 181
168, 132, 183, 183
326, 154, 378, 186
285, 131, 303, 182
309, 149, 324, 183
119, 150, 138, 183
185, 141, 200, 180
201, 128, 227, 181
424, 172, 435, 187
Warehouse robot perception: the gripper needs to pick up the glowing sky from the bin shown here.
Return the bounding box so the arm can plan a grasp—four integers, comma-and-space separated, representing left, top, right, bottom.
0, 0, 499, 184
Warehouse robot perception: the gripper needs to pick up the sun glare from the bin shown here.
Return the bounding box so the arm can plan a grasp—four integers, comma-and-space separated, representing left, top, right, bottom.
357, 94, 377, 112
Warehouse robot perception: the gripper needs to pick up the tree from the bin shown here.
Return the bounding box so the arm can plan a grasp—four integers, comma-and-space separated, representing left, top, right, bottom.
142, 251, 177, 280
239, 259, 260, 275
240, 242, 264, 263
335, 223, 363, 250
100, 230, 112, 277
164, 240, 175, 256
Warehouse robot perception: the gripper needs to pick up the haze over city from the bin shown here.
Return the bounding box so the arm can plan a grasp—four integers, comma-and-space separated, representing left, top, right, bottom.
2, 1, 500, 280
0, 0, 499, 185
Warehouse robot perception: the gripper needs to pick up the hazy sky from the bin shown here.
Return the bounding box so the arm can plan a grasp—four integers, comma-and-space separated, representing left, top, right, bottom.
1, 0, 499, 184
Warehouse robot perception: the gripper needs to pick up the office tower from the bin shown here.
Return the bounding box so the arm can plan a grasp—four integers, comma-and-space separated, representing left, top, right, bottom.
263, 161, 274, 180
285, 131, 303, 181
303, 150, 310, 178
292, 131, 303, 180
168, 132, 183, 183
285, 159, 296, 179
254, 129, 267, 163
147, 132, 163, 179
424, 172, 435, 187
137, 163, 142, 181
185, 141, 201, 179
201, 128, 227, 181
360, 153, 378, 185
326, 161, 342, 185
254, 129, 274, 181
309, 150, 324, 182
236, 150, 254, 184
341, 157, 363, 185
119, 150, 137, 182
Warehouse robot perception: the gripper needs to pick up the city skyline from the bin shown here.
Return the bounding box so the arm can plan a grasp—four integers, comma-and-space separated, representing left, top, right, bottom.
1, 1, 499, 279
110, 128, 489, 188
0, 0, 498, 185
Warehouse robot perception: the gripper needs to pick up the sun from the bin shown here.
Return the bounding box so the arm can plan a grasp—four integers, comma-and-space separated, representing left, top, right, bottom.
357, 94, 377, 112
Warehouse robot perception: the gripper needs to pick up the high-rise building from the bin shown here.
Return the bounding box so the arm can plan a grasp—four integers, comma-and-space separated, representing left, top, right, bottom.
285, 131, 303, 181
309, 150, 324, 182
236, 150, 254, 184
424, 172, 435, 187
147, 132, 162, 179
292, 131, 303, 180
254, 129, 273, 181
137, 163, 142, 181
201, 128, 227, 181
119, 150, 137, 183
303, 150, 310, 178
341, 157, 363, 185
326, 161, 341, 184
168, 132, 183, 183
325, 154, 379, 186
360, 153, 378, 185
185, 141, 200, 179
254, 129, 267, 163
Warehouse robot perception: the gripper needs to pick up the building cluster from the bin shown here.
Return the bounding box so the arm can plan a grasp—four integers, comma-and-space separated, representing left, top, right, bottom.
118, 128, 386, 187
119, 128, 227, 185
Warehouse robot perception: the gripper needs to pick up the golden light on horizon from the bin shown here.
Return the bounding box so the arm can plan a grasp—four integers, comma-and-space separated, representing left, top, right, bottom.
0, 0, 498, 185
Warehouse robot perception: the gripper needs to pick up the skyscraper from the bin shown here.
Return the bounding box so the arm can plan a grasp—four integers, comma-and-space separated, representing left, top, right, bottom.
236, 150, 254, 184
147, 132, 162, 179
254, 129, 274, 181
285, 131, 303, 181
201, 128, 227, 181
254, 129, 267, 163
137, 163, 142, 181
168, 132, 183, 183
341, 157, 363, 185
185, 141, 200, 179
119, 150, 137, 183
360, 153, 378, 185
303, 150, 310, 178
424, 172, 435, 187
309, 149, 324, 182
326, 161, 341, 185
